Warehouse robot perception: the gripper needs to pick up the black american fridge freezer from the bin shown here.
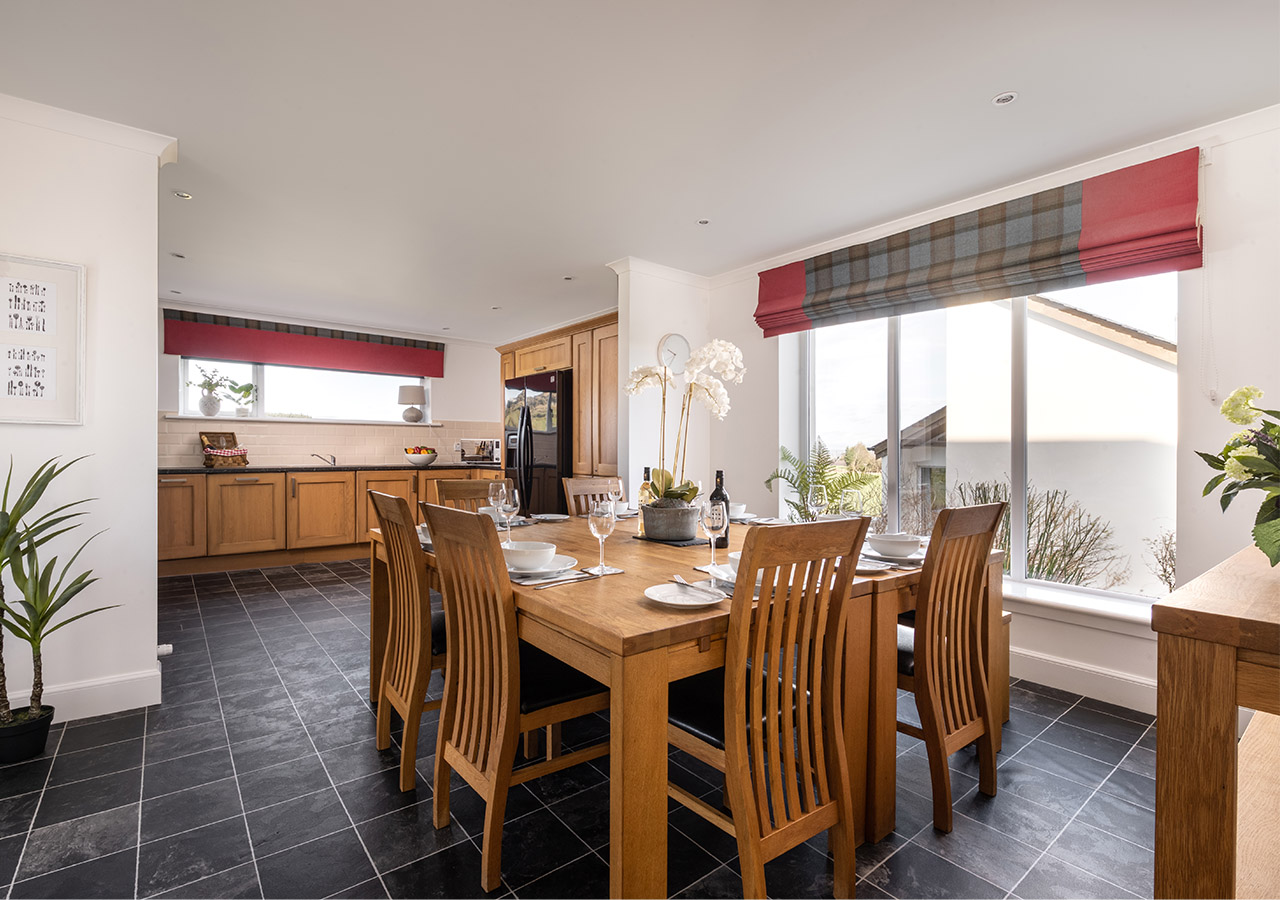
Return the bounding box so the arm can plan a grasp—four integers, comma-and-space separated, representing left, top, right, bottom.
504, 370, 573, 516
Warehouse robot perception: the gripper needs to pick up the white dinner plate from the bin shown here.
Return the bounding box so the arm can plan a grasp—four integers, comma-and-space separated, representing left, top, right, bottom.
532, 513, 570, 522
643, 583, 726, 609
862, 550, 925, 565
753, 516, 790, 526
508, 554, 577, 577
729, 513, 757, 523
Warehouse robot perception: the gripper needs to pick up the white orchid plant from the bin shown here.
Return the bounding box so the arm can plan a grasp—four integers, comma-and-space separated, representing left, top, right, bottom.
1197, 385, 1280, 566
625, 339, 746, 502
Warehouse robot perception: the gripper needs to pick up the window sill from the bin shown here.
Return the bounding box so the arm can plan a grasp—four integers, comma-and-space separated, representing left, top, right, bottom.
1001, 577, 1156, 640
164, 413, 444, 427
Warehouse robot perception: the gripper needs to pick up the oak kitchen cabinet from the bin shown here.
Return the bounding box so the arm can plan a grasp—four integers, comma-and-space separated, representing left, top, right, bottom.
158, 473, 206, 560
206, 472, 287, 555
287, 470, 356, 548
356, 469, 418, 538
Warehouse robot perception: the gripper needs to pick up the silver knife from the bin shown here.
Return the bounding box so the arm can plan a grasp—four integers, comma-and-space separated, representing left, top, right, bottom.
533, 573, 602, 590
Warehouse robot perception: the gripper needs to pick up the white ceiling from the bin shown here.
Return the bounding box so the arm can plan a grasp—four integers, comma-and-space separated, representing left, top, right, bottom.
2, 1, 1277, 345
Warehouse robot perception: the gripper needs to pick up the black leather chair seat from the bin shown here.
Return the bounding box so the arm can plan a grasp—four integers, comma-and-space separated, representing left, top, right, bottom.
519, 643, 606, 714
896, 623, 916, 677
668, 668, 728, 749
430, 609, 447, 657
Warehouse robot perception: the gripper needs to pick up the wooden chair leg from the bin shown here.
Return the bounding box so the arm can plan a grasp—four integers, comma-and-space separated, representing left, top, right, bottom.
922, 735, 954, 832
738, 842, 768, 900
480, 783, 508, 892
523, 728, 543, 759
399, 697, 424, 792
375, 687, 392, 752
433, 751, 452, 829
546, 722, 562, 761
829, 819, 855, 899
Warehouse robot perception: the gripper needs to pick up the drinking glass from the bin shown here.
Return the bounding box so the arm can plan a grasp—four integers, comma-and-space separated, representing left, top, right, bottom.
499, 487, 521, 544
806, 485, 827, 520
487, 481, 506, 510
840, 487, 863, 518
699, 498, 728, 567
607, 481, 623, 515
586, 500, 622, 575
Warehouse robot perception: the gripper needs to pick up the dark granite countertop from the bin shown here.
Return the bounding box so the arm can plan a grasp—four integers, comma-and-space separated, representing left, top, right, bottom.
159, 462, 504, 475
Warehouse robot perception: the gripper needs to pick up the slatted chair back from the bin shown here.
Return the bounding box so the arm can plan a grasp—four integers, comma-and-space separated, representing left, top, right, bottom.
421, 502, 519, 783
369, 490, 440, 788
724, 517, 869, 892
435, 478, 514, 512
912, 502, 1006, 747
561, 476, 624, 516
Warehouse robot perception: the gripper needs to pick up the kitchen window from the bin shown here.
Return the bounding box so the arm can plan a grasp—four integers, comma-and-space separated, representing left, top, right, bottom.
180, 358, 430, 424
809, 272, 1177, 602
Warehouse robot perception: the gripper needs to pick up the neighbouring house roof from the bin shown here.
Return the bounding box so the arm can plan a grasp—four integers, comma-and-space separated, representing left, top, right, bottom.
1027, 294, 1178, 365
871, 406, 947, 458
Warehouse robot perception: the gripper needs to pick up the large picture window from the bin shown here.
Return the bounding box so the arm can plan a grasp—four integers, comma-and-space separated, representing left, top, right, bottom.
810, 273, 1177, 601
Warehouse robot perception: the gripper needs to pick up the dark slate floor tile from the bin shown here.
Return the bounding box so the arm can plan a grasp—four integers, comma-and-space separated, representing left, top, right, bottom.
912, 811, 1043, 892
0, 791, 40, 839
212, 669, 285, 698
219, 685, 294, 719
517, 850, 610, 899
137, 815, 254, 898
236, 754, 331, 812
667, 797, 740, 864
1039, 721, 1133, 766
893, 782, 939, 838
856, 831, 908, 879
0, 832, 26, 887
1059, 704, 1150, 745
545, 780, 609, 853
671, 863, 746, 899
486, 807, 592, 889
16, 803, 140, 880
256, 827, 377, 899
863, 841, 1002, 899
144, 721, 228, 765
161, 678, 221, 709
1077, 696, 1155, 726
144, 746, 235, 800
0, 758, 53, 801
337, 768, 433, 825
896, 749, 979, 803
952, 783, 1071, 850
230, 728, 317, 775
852, 880, 895, 900
1047, 819, 1154, 898
10, 847, 137, 899
48, 737, 144, 786
521, 760, 608, 807
320, 739, 402, 785
1073, 789, 1155, 850
308, 714, 385, 753
381, 840, 506, 899
1098, 766, 1156, 811
1003, 705, 1055, 740
141, 777, 243, 843
1015, 681, 1083, 705
355, 800, 468, 875
439, 780, 541, 837
666, 824, 724, 897
987, 759, 1096, 818
1118, 745, 1157, 780
327, 876, 389, 899
154, 862, 262, 899
223, 706, 305, 746
58, 713, 146, 753
1007, 686, 1073, 720
246, 786, 352, 858
1014, 852, 1140, 900
1008, 739, 1117, 790
292, 691, 372, 729
757, 840, 839, 898
147, 700, 225, 736
1138, 726, 1157, 752
33, 767, 141, 828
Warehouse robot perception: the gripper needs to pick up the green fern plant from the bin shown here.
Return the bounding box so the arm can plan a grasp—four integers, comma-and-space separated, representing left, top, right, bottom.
765, 439, 875, 522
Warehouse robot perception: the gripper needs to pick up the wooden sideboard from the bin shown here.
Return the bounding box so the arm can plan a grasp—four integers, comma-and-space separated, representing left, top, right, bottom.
1151, 546, 1280, 898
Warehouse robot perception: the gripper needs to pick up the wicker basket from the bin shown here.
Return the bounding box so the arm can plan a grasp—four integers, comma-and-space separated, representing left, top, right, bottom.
200, 432, 250, 468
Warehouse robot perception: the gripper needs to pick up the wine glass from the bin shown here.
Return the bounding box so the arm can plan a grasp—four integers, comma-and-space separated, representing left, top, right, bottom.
806, 485, 827, 521
840, 487, 863, 518
607, 481, 623, 516
499, 487, 521, 544
487, 481, 506, 510
586, 500, 622, 575
699, 498, 728, 568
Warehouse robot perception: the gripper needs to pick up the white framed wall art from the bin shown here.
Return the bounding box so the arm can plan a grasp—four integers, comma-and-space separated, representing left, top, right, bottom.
1, 252, 86, 425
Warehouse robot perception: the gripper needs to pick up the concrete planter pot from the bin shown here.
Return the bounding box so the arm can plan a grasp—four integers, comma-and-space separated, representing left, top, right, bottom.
640, 504, 698, 542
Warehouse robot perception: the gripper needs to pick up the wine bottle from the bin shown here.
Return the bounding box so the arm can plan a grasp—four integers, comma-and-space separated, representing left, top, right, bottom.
637, 466, 654, 537
709, 469, 729, 549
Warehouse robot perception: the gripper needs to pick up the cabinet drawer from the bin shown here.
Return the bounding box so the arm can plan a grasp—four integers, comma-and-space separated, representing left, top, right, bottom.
514, 338, 571, 376
206, 473, 287, 555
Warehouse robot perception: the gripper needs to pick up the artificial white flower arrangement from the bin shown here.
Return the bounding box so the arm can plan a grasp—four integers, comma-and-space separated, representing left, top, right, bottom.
625, 339, 746, 501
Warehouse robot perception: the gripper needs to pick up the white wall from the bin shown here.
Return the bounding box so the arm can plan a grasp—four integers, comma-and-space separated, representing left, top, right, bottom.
0, 94, 176, 721
702, 105, 1280, 713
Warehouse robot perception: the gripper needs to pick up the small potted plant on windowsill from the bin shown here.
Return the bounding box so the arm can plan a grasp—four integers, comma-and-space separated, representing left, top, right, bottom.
187, 365, 256, 417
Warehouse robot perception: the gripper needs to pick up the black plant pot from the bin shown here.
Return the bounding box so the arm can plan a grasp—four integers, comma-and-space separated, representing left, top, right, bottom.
0, 705, 55, 764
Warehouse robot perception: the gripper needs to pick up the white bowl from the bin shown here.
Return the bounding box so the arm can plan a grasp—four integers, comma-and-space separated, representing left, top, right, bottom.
728, 502, 747, 517
502, 541, 557, 571
478, 505, 501, 522
613, 500, 629, 516
727, 550, 742, 574
404, 452, 437, 467
866, 533, 922, 558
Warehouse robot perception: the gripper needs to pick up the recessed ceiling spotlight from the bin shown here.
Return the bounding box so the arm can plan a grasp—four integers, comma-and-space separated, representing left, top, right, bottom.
491, 306, 501, 310
170, 252, 186, 259
170, 290, 182, 294
697, 219, 710, 225
991, 91, 1018, 107
442, 326, 450, 330
172, 190, 193, 200
563, 276, 574, 281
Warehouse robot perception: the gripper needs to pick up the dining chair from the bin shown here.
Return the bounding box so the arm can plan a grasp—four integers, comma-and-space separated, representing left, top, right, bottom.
435, 477, 514, 512
369, 491, 448, 792
666, 517, 870, 899
896, 502, 1007, 832
421, 502, 609, 891
561, 475, 625, 516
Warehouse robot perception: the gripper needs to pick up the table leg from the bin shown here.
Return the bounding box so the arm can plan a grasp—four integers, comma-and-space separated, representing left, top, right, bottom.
1155, 633, 1238, 899
609, 647, 668, 899
369, 542, 389, 705
843, 594, 871, 847
866, 586, 901, 842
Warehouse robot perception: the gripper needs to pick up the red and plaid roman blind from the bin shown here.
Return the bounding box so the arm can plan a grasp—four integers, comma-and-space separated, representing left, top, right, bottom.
163, 310, 445, 377
755, 148, 1201, 337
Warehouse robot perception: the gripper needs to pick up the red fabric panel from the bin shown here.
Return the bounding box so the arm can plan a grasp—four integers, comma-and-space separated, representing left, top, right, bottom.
1080, 148, 1201, 278
164, 319, 444, 377
754, 261, 811, 337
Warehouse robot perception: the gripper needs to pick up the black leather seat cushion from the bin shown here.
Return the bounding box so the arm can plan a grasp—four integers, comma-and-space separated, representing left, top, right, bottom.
897, 623, 915, 677
519, 643, 606, 714
430, 609, 447, 658
668, 668, 727, 750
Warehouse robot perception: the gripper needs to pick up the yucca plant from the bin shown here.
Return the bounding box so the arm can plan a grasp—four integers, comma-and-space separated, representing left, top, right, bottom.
3, 530, 115, 717
0, 457, 91, 725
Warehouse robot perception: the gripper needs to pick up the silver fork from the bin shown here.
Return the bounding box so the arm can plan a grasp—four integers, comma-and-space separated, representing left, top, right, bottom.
671, 574, 727, 599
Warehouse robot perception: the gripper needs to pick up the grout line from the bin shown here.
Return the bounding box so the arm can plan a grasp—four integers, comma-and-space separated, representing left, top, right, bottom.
5, 721, 63, 899
133, 706, 147, 897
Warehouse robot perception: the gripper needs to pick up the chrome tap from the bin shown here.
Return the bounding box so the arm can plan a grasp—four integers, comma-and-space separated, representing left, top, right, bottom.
311, 453, 337, 466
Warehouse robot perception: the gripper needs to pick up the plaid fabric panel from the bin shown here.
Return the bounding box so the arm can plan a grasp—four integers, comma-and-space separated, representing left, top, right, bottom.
802, 182, 1089, 328
162, 309, 444, 353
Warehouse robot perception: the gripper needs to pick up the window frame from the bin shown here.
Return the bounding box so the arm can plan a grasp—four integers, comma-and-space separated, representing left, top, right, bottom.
804, 292, 1174, 605
179, 357, 431, 424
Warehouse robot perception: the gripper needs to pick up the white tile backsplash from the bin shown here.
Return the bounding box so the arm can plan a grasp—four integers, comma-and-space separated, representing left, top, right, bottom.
158, 413, 502, 468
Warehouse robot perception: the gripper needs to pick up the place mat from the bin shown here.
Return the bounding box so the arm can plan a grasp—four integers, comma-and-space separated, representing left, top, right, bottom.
632, 535, 707, 548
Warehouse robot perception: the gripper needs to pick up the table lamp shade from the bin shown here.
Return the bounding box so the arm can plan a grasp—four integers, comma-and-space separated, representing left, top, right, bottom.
398, 385, 426, 405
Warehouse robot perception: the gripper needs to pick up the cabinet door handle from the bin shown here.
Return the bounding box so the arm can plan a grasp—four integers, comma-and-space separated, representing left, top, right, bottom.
235, 477, 259, 483
534, 365, 547, 371
159, 478, 187, 484
291, 478, 297, 498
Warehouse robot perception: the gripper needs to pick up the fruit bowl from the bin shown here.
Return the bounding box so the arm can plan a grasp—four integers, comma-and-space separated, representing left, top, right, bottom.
404, 451, 437, 467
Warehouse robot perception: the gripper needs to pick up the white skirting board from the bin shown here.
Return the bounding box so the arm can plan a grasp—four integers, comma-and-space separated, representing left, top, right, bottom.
6, 663, 162, 724
1010, 646, 1158, 716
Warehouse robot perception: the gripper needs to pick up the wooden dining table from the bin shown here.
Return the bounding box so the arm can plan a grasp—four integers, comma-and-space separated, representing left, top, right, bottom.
368, 515, 1005, 898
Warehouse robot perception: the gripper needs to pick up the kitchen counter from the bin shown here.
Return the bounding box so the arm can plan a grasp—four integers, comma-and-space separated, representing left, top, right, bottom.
159, 462, 503, 475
